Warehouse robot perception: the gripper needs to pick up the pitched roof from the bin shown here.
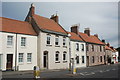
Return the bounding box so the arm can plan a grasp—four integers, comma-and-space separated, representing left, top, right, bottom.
67, 32, 83, 41
79, 32, 104, 45
33, 14, 67, 34
0, 17, 37, 36
105, 45, 113, 51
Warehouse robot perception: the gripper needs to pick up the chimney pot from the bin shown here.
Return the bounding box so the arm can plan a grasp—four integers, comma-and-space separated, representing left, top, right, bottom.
102, 39, 105, 43
50, 14, 59, 23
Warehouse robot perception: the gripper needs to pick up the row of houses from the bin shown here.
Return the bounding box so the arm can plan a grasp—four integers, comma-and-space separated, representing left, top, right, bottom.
0, 4, 118, 71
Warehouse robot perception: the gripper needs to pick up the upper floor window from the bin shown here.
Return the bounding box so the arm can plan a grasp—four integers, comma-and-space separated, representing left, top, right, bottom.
18, 53, 24, 63
92, 45, 94, 51
21, 37, 26, 46
100, 46, 102, 52
47, 34, 51, 45
86, 45, 89, 51
63, 51, 67, 61
81, 44, 84, 51
27, 53, 32, 62
63, 37, 66, 46
76, 43, 79, 51
7, 36, 13, 46
55, 36, 59, 45
55, 51, 59, 62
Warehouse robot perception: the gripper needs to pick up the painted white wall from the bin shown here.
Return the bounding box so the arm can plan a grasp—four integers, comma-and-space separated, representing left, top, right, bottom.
38, 31, 70, 69
70, 40, 86, 68
0, 32, 37, 71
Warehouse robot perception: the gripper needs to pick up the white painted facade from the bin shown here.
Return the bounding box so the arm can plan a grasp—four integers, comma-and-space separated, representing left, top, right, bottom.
112, 51, 119, 63
37, 31, 70, 69
70, 40, 86, 68
0, 32, 37, 71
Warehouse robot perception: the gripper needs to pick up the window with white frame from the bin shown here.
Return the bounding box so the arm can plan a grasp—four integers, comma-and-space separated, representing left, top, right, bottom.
81, 44, 84, 51
21, 37, 26, 46
18, 53, 24, 63
82, 56, 84, 63
7, 36, 13, 46
47, 34, 51, 45
55, 51, 59, 62
76, 43, 79, 51
63, 52, 67, 61
63, 37, 66, 46
76, 56, 79, 64
27, 53, 32, 62
55, 36, 59, 45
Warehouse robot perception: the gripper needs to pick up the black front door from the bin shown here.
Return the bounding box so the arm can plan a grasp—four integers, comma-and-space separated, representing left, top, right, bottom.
43, 52, 48, 69
6, 54, 13, 70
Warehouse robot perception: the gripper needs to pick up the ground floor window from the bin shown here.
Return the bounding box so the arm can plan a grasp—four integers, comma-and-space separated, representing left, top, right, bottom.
63, 52, 67, 61
82, 56, 84, 63
18, 53, 24, 63
76, 56, 79, 64
27, 53, 32, 62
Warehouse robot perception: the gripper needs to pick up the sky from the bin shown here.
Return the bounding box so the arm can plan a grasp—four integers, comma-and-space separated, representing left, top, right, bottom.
1, 2, 119, 48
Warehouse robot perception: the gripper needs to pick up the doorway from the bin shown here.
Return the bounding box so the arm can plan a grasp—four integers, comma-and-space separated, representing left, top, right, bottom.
0, 54, 2, 70
6, 54, 13, 70
87, 56, 89, 67
43, 51, 48, 69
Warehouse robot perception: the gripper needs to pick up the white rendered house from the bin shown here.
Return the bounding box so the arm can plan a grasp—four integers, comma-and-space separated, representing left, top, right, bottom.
25, 4, 70, 69
68, 25, 86, 68
0, 17, 37, 71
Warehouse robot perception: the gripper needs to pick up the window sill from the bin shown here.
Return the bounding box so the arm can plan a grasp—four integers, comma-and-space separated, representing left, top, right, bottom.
55, 61, 60, 63
55, 45, 60, 47
63, 46, 67, 48
46, 44, 52, 46
7, 46, 13, 48
18, 62, 24, 65
21, 46, 26, 48
63, 61, 67, 63
27, 62, 32, 64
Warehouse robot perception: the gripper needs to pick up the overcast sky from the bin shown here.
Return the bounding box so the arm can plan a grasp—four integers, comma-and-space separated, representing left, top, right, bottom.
2, 2, 119, 48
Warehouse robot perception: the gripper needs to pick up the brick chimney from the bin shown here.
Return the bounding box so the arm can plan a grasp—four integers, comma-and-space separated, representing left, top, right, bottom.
107, 43, 110, 47
71, 25, 79, 34
110, 46, 114, 49
102, 39, 105, 43
94, 34, 98, 37
50, 14, 59, 23
84, 28, 90, 36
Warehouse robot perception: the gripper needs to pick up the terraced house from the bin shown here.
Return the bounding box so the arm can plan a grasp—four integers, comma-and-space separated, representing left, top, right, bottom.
0, 17, 37, 71
68, 25, 86, 68
25, 4, 70, 69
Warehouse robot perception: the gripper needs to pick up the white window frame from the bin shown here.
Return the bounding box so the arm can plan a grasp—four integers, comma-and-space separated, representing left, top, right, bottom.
55, 36, 59, 46
76, 43, 79, 51
18, 53, 24, 63
55, 51, 60, 62
63, 37, 66, 46
27, 53, 32, 63
63, 52, 67, 61
47, 34, 51, 45
21, 37, 26, 47
7, 35, 13, 46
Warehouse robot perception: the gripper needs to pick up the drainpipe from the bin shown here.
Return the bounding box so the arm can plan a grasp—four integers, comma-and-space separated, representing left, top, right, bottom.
15, 33, 17, 71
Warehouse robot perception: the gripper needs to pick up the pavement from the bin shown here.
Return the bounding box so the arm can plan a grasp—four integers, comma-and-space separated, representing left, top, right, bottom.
1, 63, 120, 78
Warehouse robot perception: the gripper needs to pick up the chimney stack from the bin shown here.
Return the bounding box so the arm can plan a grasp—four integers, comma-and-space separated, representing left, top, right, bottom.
50, 14, 59, 23
84, 28, 90, 36
71, 24, 79, 34
102, 39, 105, 43
94, 34, 98, 37
29, 3, 35, 16
107, 43, 110, 47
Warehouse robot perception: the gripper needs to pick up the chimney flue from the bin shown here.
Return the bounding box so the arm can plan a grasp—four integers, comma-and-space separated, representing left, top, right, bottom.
94, 34, 98, 37
84, 28, 90, 36
102, 39, 105, 43
50, 14, 59, 23
107, 43, 110, 47
29, 3, 35, 16
71, 24, 79, 34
